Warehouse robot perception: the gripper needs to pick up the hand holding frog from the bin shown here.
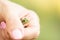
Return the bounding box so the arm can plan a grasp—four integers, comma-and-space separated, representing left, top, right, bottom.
0, 0, 40, 40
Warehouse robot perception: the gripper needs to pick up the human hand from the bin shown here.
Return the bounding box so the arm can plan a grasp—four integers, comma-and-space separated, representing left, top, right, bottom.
0, 0, 40, 40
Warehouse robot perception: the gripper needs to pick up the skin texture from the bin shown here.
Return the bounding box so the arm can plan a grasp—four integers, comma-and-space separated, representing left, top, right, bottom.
0, 0, 40, 40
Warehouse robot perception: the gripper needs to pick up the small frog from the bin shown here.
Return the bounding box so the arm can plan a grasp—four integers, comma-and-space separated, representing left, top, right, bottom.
21, 18, 29, 28
21, 18, 29, 24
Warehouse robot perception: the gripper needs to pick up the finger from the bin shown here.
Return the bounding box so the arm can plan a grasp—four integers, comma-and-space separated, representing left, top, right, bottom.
22, 10, 40, 39
5, 14, 24, 40
0, 22, 9, 40
1, 0, 25, 39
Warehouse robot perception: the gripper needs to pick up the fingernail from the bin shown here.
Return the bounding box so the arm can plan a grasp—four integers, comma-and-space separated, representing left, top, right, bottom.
11, 29, 23, 39
0, 21, 6, 29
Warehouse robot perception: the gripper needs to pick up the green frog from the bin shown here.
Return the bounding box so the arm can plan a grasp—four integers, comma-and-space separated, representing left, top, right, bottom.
21, 18, 29, 25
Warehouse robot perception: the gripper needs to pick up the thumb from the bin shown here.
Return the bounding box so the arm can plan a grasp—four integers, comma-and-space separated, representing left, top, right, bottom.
5, 15, 24, 39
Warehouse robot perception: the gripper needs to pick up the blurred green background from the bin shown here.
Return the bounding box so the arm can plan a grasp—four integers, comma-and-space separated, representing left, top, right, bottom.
10, 0, 60, 40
